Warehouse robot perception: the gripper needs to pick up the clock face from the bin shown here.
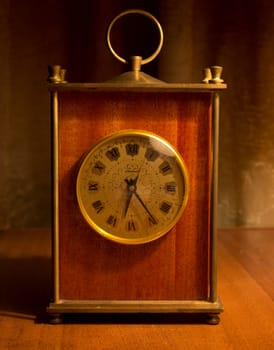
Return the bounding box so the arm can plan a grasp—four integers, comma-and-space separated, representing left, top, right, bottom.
76, 130, 189, 244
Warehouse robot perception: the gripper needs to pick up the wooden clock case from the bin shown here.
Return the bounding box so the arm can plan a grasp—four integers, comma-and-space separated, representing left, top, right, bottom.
47, 68, 226, 324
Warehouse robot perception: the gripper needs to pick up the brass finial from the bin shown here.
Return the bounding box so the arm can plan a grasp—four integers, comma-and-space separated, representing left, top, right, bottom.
202, 66, 224, 84
48, 65, 67, 83
59, 69, 67, 83
202, 68, 212, 83
209, 66, 224, 83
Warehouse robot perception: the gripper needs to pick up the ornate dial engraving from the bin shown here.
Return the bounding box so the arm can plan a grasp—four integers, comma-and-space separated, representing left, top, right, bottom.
76, 130, 189, 244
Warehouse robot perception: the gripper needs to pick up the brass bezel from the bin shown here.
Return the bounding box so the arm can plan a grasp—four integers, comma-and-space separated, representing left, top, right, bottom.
76, 129, 189, 245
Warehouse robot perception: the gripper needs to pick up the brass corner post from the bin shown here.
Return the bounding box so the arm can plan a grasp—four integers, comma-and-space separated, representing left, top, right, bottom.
210, 91, 220, 303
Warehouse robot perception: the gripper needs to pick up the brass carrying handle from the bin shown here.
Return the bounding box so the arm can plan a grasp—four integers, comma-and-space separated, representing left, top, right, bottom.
106, 9, 164, 65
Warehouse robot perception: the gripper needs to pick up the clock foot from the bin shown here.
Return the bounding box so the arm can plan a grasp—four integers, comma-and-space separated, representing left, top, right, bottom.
206, 313, 220, 325
48, 313, 63, 324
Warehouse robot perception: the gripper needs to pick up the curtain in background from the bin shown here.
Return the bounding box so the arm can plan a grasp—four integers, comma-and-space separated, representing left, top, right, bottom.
0, 0, 273, 228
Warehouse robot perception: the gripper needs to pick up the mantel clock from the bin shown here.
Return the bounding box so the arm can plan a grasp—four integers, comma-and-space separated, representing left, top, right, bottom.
47, 9, 226, 324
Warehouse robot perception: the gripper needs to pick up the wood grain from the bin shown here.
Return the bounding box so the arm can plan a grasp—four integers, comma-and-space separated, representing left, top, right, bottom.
0, 228, 273, 349
57, 91, 212, 301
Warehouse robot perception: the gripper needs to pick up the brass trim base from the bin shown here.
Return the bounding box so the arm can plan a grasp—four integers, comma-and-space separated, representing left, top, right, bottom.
47, 299, 223, 324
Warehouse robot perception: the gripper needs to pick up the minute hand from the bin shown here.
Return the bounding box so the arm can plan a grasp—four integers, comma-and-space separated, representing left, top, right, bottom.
133, 191, 157, 223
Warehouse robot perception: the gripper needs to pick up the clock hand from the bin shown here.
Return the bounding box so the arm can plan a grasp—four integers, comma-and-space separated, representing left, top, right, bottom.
124, 176, 139, 217
133, 190, 157, 224
124, 189, 134, 217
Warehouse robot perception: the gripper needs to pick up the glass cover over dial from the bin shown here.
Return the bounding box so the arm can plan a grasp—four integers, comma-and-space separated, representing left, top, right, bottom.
76, 130, 189, 244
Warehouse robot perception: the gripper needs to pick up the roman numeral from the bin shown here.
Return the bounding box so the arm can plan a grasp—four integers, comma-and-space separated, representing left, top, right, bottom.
165, 182, 177, 193
126, 143, 139, 156
127, 220, 136, 231
88, 182, 99, 191
106, 215, 117, 227
145, 147, 159, 161
160, 201, 172, 213
92, 161, 105, 175
159, 161, 172, 175
106, 147, 120, 161
92, 200, 104, 213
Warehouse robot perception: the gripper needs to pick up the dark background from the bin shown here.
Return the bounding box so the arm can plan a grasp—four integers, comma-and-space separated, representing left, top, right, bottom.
1, 0, 274, 229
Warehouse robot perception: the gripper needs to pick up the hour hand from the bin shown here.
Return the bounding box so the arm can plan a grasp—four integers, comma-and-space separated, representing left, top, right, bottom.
124, 176, 138, 217
124, 188, 133, 217
125, 175, 138, 187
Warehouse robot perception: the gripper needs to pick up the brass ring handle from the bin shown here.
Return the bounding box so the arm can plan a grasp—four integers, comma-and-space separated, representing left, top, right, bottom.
107, 9, 164, 65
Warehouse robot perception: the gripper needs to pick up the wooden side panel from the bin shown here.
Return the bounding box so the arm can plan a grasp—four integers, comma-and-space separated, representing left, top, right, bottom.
57, 91, 212, 300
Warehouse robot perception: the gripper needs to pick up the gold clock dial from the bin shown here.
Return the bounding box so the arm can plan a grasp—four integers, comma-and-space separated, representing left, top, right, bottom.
76, 130, 189, 244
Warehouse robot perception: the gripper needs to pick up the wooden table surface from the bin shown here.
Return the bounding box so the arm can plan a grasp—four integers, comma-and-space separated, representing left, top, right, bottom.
0, 228, 273, 349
